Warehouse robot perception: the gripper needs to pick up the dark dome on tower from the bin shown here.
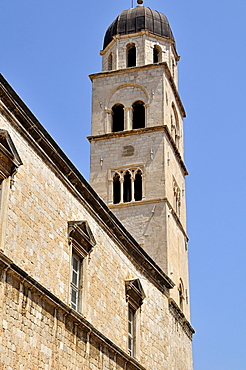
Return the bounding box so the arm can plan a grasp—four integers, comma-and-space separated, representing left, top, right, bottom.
103, 1, 174, 50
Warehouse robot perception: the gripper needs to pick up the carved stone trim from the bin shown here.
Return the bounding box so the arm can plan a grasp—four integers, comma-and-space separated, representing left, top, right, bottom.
168, 298, 195, 340
89, 62, 185, 118
88, 126, 188, 177
0, 129, 22, 179
163, 125, 188, 176
68, 221, 96, 257
125, 279, 146, 309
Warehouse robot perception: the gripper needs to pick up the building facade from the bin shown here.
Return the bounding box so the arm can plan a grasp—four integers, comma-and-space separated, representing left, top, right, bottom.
0, 1, 194, 369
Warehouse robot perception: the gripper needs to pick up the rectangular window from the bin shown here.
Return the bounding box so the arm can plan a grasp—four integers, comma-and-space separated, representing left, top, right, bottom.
70, 253, 81, 311
128, 305, 136, 357
0, 178, 11, 250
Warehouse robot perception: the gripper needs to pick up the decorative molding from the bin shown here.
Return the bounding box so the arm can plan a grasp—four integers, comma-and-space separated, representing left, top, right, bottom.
89, 62, 185, 118
68, 221, 96, 257
165, 197, 188, 241
106, 82, 150, 107
100, 30, 176, 56
168, 298, 195, 340
163, 125, 188, 176
88, 126, 188, 177
109, 197, 188, 241
0, 129, 22, 179
125, 278, 146, 309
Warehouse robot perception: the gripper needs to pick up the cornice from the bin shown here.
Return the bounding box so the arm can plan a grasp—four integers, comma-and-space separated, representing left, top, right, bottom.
165, 198, 189, 241
88, 125, 165, 142
0, 253, 147, 370
109, 197, 189, 241
168, 298, 195, 340
89, 62, 186, 118
163, 125, 189, 176
100, 30, 176, 56
89, 62, 166, 80
0, 73, 174, 293
88, 125, 188, 177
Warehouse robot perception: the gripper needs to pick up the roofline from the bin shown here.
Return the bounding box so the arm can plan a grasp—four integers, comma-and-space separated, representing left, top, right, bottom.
0, 73, 175, 292
88, 125, 188, 177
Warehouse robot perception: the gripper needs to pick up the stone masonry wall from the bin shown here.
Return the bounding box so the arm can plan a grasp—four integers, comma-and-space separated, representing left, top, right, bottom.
0, 259, 193, 370
0, 109, 193, 368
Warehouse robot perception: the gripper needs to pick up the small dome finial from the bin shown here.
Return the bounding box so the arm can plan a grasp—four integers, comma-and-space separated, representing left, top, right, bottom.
137, 0, 144, 5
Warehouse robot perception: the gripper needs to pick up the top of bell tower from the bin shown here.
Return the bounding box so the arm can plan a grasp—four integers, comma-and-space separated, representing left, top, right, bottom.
103, 0, 175, 50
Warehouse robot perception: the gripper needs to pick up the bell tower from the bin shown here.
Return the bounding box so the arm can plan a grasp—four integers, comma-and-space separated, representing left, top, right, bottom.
89, 0, 190, 318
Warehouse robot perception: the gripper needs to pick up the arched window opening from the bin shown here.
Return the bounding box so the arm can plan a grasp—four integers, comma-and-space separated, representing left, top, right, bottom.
178, 280, 184, 311
113, 173, 121, 204
127, 44, 136, 67
111, 168, 144, 204
108, 53, 113, 71
172, 59, 175, 78
172, 104, 180, 148
153, 45, 162, 63
123, 171, 132, 203
132, 101, 145, 129
171, 115, 176, 142
134, 170, 142, 201
174, 189, 180, 217
112, 104, 124, 132
175, 125, 180, 148
173, 178, 181, 217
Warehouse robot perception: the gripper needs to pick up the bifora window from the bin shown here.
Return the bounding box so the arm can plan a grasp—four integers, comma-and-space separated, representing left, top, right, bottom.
132, 101, 145, 129
112, 168, 143, 204
112, 104, 124, 132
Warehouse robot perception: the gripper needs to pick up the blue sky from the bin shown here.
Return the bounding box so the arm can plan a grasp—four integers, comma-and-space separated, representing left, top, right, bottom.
1, 1, 246, 369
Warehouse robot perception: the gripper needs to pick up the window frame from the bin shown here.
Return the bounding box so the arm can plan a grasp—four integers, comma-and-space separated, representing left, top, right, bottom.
108, 52, 113, 71
0, 130, 22, 251
126, 43, 136, 68
112, 104, 125, 132
70, 253, 82, 312
128, 304, 136, 357
68, 221, 96, 312
173, 177, 181, 217
125, 278, 145, 359
132, 100, 145, 129
178, 279, 185, 311
109, 166, 145, 205
153, 45, 162, 63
